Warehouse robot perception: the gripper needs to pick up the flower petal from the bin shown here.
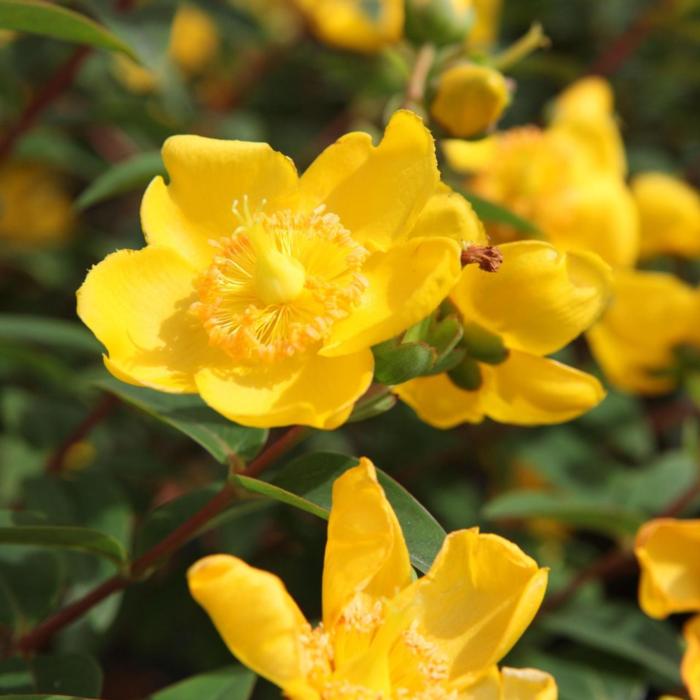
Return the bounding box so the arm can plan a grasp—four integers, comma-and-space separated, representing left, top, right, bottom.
480, 350, 605, 425
633, 172, 700, 260
635, 518, 700, 619
452, 240, 611, 356
195, 349, 373, 429
142, 135, 298, 268
442, 137, 497, 173
407, 184, 487, 245
682, 614, 700, 700
323, 458, 412, 627
501, 667, 558, 700
394, 373, 486, 429
401, 528, 548, 685
76, 246, 214, 392
299, 110, 439, 251
587, 269, 697, 395
320, 236, 461, 356
187, 554, 309, 692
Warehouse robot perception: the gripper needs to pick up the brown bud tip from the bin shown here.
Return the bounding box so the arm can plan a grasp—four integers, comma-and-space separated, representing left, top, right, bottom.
460, 244, 503, 272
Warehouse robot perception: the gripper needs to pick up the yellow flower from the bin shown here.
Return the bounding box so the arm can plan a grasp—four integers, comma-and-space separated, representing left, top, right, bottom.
394, 240, 609, 428
113, 4, 219, 93
635, 519, 700, 700
587, 269, 700, 395
77, 112, 468, 429
431, 64, 510, 138
0, 162, 75, 249
443, 126, 638, 268
468, 0, 502, 50
633, 172, 700, 259
295, 0, 403, 52
188, 458, 553, 699
549, 77, 626, 179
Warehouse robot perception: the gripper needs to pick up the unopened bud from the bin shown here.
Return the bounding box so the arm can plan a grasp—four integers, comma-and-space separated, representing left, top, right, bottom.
431, 63, 510, 137
404, 0, 473, 47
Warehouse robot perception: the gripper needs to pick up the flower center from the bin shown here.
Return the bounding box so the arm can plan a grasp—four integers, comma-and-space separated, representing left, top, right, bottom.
194, 199, 368, 362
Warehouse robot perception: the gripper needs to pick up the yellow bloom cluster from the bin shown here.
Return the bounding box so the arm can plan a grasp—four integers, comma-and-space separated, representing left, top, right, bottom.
189, 459, 554, 700
635, 519, 700, 700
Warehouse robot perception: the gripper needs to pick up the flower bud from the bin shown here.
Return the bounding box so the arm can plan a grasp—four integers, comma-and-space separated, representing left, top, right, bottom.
404, 0, 473, 47
431, 63, 509, 137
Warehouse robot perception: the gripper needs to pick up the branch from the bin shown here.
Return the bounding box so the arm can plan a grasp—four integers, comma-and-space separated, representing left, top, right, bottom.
403, 44, 435, 110
12, 425, 305, 656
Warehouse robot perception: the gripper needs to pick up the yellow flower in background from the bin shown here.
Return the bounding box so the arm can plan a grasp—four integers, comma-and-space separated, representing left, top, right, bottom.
431, 63, 510, 138
77, 111, 469, 429
113, 3, 219, 93
0, 162, 74, 249
635, 519, 700, 700
395, 240, 610, 428
295, 0, 403, 52
633, 172, 700, 259
587, 269, 700, 395
468, 0, 502, 50
189, 459, 553, 699
443, 77, 639, 268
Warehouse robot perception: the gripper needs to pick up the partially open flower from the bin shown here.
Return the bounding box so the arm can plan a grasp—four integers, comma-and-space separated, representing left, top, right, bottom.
189, 459, 553, 699
394, 240, 610, 427
431, 63, 510, 138
77, 112, 471, 429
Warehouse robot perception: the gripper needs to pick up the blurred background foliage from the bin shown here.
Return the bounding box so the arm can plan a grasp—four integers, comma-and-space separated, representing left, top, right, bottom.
1, 1, 700, 699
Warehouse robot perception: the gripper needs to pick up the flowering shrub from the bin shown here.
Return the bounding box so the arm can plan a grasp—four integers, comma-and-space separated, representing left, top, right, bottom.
1, 2, 699, 700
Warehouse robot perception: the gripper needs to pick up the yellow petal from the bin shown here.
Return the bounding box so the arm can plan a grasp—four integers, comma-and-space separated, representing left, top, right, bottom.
480, 350, 605, 425
552, 76, 614, 123
468, 0, 502, 50
394, 373, 487, 429
452, 240, 612, 356
142, 135, 298, 269
299, 111, 439, 251
542, 178, 639, 268
295, 0, 403, 52
442, 137, 497, 173
168, 4, 219, 75
459, 666, 501, 700
682, 614, 700, 700
320, 236, 461, 356
587, 269, 697, 395
195, 349, 373, 429
635, 518, 700, 619
76, 246, 215, 392
323, 458, 412, 627
407, 184, 487, 245
633, 172, 700, 259
401, 528, 548, 685
187, 555, 309, 692
501, 667, 558, 700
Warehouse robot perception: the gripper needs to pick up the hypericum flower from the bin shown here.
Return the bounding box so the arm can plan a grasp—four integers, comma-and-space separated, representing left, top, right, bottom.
295, 0, 403, 52
443, 78, 639, 268
113, 3, 219, 93
632, 172, 700, 260
635, 518, 700, 700
77, 112, 470, 429
587, 269, 700, 395
0, 162, 74, 249
430, 64, 510, 138
188, 459, 554, 699
394, 240, 610, 427
467, 0, 502, 50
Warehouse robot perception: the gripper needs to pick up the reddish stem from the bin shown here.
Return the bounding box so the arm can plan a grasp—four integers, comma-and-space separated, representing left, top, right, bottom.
12, 426, 305, 656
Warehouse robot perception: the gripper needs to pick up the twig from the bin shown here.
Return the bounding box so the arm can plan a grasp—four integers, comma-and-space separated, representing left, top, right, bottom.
45, 394, 118, 474
403, 44, 435, 110
12, 425, 305, 656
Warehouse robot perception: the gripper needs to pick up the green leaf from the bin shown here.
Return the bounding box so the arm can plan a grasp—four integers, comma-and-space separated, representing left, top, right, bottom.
348, 387, 397, 423
150, 666, 256, 700
539, 602, 682, 686
0, 526, 127, 567
75, 151, 164, 210
0, 315, 100, 354
97, 377, 268, 463
0, 0, 137, 57
372, 340, 435, 385
482, 491, 645, 537
234, 452, 446, 573
457, 188, 542, 236
0, 654, 102, 698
